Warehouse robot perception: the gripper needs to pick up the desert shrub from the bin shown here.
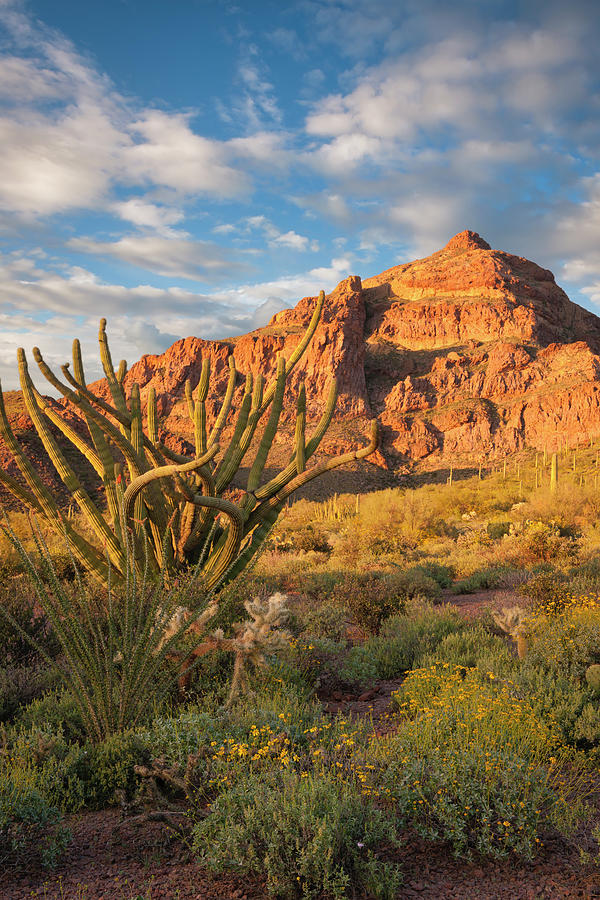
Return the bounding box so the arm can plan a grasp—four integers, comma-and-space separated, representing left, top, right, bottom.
487, 521, 511, 540
380, 664, 586, 858
0, 765, 70, 868
420, 624, 517, 675
13, 690, 87, 744
408, 561, 455, 589
519, 571, 570, 616
292, 524, 332, 554
329, 573, 406, 633
331, 571, 440, 634
516, 521, 578, 566
381, 743, 578, 860
192, 770, 402, 899
524, 605, 600, 678
341, 604, 465, 684
299, 599, 350, 643
2, 721, 149, 812
0, 580, 58, 665
83, 731, 149, 807
0, 664, 60, 724
451, 567, 505, 594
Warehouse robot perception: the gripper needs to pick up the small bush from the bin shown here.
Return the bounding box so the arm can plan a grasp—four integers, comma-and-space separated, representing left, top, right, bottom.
382, 744, 576, 860
452, 567, 504, 594
420, 624, 517, 676
341, 604, 465, 684
0, 765, 70, 868
487, 521, 511, 540
299, 599, 350, 643
519, 571, 570, 616
408, 561, 455, 589
0, 664, 60, 724
193, 770, 402, 899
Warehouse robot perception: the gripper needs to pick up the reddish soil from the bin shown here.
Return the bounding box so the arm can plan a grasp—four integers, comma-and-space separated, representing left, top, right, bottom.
2, 804, 599, 900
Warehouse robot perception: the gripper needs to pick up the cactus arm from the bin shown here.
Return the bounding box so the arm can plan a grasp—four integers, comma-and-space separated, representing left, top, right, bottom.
303, 377, 338, 459
185, 380, 195, 420
294, 383, 306, 474
122, 446, 219, 523
194, 358, 210, 456
249, 378, 339, 506
257, 290, 324, 415
117, 359, 127, 384
247, 356, 286, 493
0, 382, 114, 584
72, 339, 124, 543
147, 388, 158, 443
207, 355, 236, 448
61, 363, 132, 431
18, 349, 127, 573
0, 466, 42, 511
189, 494, 244, 591
32, 390, 104, 478
214, 373, 253, 492
129, 384, 146, 528
98, 318, 129, 432
245, 420, 379, 534
218, 501, 283, 588
33, 349, 149, 480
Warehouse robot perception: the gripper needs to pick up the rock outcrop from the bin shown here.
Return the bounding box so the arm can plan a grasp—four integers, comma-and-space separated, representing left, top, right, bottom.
5, 230, 600, 499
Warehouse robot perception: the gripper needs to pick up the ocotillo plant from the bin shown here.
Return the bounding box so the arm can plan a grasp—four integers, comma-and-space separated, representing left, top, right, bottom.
0, 293, 378, 591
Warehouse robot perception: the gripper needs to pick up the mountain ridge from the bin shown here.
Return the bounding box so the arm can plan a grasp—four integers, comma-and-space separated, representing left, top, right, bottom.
4, 230, 600, 502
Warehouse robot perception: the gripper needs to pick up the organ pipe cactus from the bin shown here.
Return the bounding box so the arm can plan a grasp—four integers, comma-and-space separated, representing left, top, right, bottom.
0, 292, 378, 591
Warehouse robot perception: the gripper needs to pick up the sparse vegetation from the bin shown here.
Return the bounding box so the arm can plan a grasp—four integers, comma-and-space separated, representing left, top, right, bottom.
2, 454, 600, 894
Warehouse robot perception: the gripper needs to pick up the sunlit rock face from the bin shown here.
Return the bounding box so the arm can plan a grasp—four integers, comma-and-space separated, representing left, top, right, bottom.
6, 230, 600, 499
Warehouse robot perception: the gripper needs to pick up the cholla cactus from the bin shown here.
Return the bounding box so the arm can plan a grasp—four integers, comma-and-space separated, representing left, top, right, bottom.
166, 592, 292, 702
492, 605, 530, 659
226, 592, 291, 703
492, 605, 529, 638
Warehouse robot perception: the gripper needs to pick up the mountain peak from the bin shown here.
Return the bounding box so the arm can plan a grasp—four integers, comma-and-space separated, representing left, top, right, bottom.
443, 230, 491, 251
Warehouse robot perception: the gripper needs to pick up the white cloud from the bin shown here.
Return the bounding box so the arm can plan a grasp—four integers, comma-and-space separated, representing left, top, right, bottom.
68, 234, 250, 281
112, 198, 184, 232
123, 111, 250, 198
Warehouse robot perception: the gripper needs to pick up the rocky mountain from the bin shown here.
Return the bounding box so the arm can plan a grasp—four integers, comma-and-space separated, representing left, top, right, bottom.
4, 230, 600, 500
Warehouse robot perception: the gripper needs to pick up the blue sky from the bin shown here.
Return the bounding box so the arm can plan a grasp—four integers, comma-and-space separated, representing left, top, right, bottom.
1, 0, 600, 388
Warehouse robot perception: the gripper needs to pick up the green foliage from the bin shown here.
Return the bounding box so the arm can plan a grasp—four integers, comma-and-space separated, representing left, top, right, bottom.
192, 770, 402, 899
380, 664, 587, 859
451, 567, 504, 594
330, 570, 440, 634
382, 744, 572, 860
299, 599, 350, 643
408, 560, 455, 589
13, 690, 87, 743
519, 571, 569, 616
420, 624, 517, 676
0, 764, 70, 867
486, 521, 511, 540
585, 664, 600, 693
341, 603, 465, 684
0, 664, 60, 724
0, 519, 227, 742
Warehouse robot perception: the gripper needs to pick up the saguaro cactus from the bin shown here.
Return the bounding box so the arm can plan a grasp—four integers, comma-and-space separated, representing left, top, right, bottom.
0, 292, 378, 590
550, 452, 558, 493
